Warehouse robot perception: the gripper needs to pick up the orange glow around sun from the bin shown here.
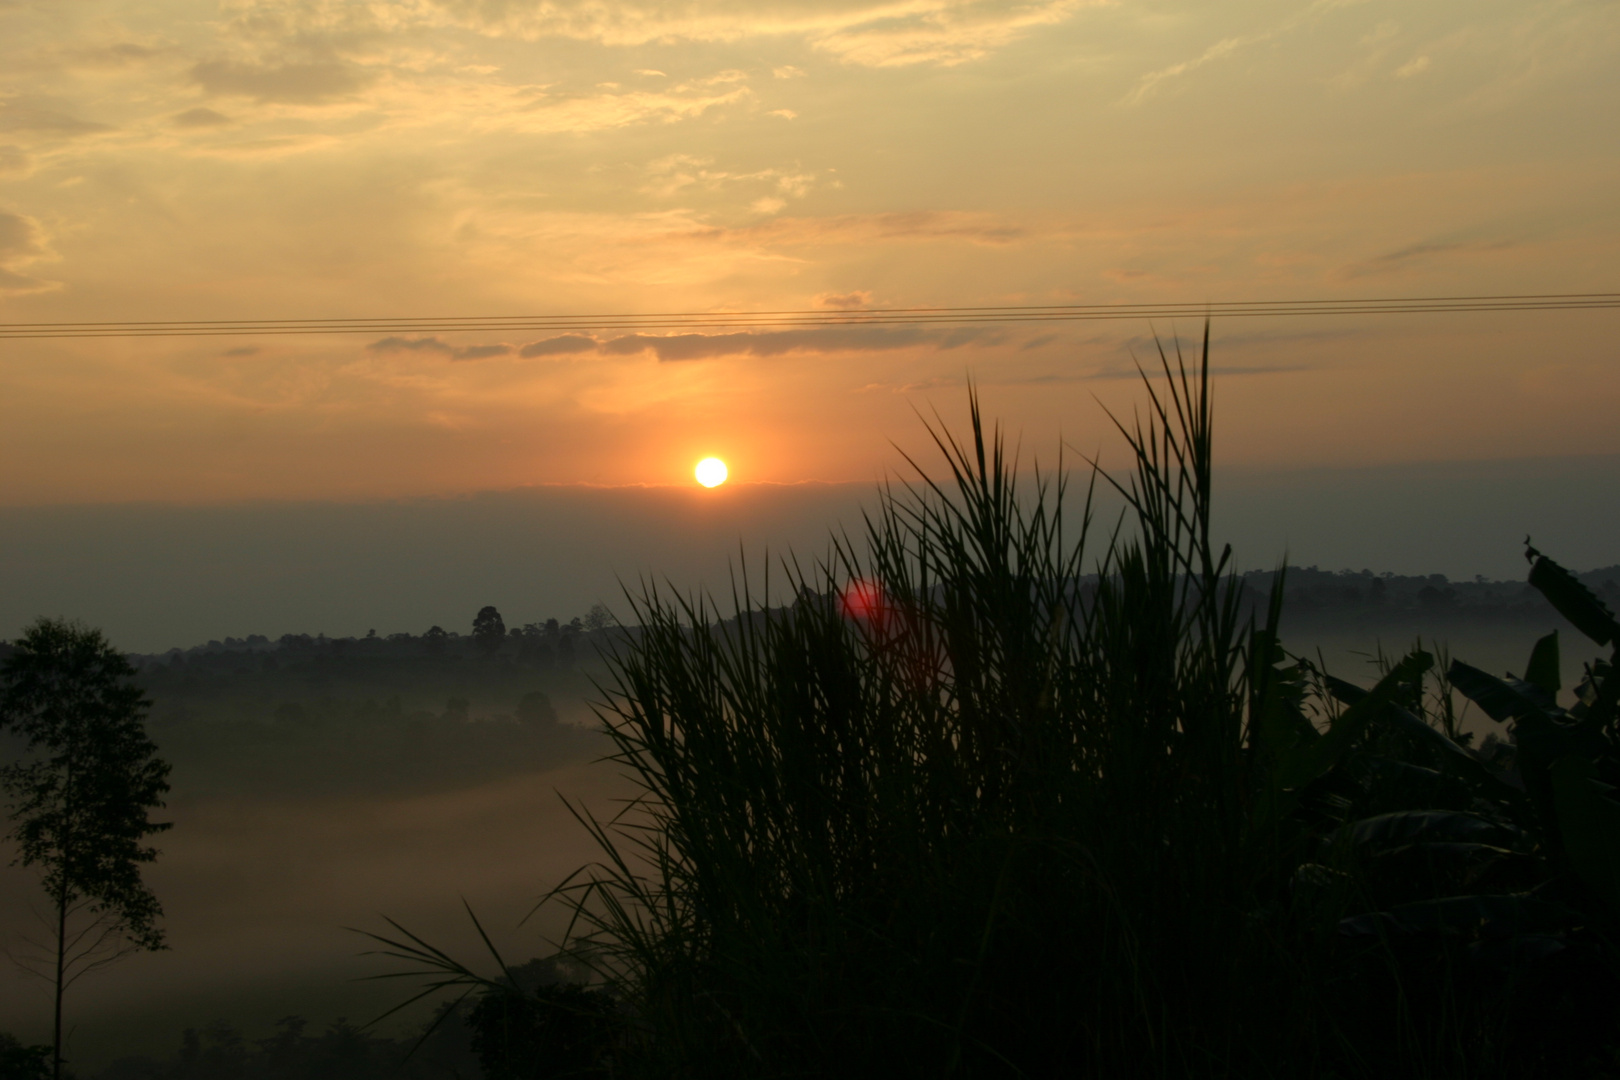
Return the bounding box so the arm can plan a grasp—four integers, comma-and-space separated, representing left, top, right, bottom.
695, 457, 729, 487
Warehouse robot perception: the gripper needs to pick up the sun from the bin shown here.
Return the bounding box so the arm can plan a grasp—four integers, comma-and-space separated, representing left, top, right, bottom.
695, 457, 729, 488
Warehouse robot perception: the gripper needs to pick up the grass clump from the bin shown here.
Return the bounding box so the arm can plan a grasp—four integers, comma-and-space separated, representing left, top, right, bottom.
545, 332, 1312, 1078
373, 330, 1620, 1079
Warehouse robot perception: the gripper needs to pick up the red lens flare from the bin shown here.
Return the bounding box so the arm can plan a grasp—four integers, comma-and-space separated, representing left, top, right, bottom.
839, 578, 887, 624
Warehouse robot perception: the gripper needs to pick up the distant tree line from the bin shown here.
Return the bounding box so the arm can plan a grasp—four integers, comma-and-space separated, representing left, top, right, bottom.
100, 603, 622, 675
1240, 563, 1620, 620
61, 1007, 480, 1080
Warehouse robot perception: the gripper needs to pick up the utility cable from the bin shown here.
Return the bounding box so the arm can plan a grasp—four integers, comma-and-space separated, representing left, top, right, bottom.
0, 292, 1616, 340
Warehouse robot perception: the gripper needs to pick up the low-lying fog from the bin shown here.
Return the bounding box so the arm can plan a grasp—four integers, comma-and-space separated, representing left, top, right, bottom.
0, 655, 632, 1068
4, 603, 1609, 1069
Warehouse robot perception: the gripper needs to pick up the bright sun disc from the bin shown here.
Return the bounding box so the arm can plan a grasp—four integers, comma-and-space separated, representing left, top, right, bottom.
695, 457, 728, 487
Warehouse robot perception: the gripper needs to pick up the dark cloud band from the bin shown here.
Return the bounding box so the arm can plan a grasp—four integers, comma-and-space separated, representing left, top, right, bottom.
371, 325, 1007, 363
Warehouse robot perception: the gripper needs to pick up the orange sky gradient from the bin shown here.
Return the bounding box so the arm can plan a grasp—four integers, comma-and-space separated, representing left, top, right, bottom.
0, 0, 1617, 503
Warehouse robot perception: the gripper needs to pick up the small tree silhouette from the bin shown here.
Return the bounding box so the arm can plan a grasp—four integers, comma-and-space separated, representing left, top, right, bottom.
582, 604, 616, 632
472, 606, 506, 657
423, 625, 449, 656
0, 618, 172, 1080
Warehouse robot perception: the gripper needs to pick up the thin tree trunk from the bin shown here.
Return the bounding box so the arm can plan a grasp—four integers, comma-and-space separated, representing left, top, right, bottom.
54, 876, 65, 1080
54, 756, 73, 1080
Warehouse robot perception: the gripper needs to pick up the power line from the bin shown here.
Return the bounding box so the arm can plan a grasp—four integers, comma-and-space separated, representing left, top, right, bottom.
0, 292, 1616, 340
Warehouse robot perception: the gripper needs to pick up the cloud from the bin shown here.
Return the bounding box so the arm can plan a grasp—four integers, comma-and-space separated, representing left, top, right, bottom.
1394, 55, 1431, 79
707, 210, 1035, 248
65, 42, 165, 70
640, 155, 815, 205
1124, 0, 1358, 104
1337, 238, 1519, 279
0, 209, 54, 294
0, 99, 111, 136
810, 0, 1088, 67
0, 146, 27, 175
599, 324, 1005, 361
369, 336, 455, 356
470, 78, 753, 135
1126, 35, 1248, 104
191, 60, 370, 104
519, 335, 599, 358
404, 0, 1091, 68
173, 107, 233, 128
378, 326, 1011, 365
453, 344, 516, 361
367, 336, 515, 361
600, 326, 933, 360
816, 290, 872, 309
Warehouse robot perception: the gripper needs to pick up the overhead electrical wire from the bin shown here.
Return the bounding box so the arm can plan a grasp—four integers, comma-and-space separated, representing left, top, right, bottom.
0, 292, 1616, 341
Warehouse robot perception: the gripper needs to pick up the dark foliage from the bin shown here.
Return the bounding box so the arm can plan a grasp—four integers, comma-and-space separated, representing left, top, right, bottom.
0, 1033, 53, 1080
468, 981, 616, 1079
84, 1012, 479, 1080
127, 639, 605, 798
0, 619, 172, 1080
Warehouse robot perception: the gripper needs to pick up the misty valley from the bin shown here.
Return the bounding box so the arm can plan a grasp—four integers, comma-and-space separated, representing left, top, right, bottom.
134, 617, 613, 800
6, 566, 1620, 1076
0, 612, 625, 1077
5, 365, 1620, 1080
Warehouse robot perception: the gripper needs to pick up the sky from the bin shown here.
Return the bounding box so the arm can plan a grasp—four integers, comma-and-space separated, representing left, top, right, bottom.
0, 0, 1617, 645
0, 0, 1616, 500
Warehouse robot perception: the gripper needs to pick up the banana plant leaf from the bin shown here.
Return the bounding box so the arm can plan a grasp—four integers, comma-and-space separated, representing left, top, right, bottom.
1463, 930, 1569, 971
1325, 672, 1512, 780
1525, 631, 1562, 697
1550, 755, 1620, 918
1338, 892, 1575, 939
1513, 710, 1609, 762
1367, 841, 1519, 865
1573, 657, 1619, 728
1334, 810, 1521, 852
1445, 661, 1557, 723
1268, 652, 1432, 795
1356, 758, 1474, 813
1364, 843, 1525, 895
1527, 544, 1619, 647
1253, 674, 1320, 759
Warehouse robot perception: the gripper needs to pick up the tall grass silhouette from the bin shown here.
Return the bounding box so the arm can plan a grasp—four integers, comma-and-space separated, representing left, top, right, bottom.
531, 329, 1304, 1077
367, 329, 1620, 1079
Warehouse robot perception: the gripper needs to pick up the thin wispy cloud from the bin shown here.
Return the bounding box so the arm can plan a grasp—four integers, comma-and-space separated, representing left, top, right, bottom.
373, 326, 1009, 364
0, 98, 113, 136
1123, 0, 1362, 105
1337, 237, 1521, 280
191, 59, 373, 104
368, 336, 516, 361
0, 208, 54, 294
411, 0, 1096, 67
